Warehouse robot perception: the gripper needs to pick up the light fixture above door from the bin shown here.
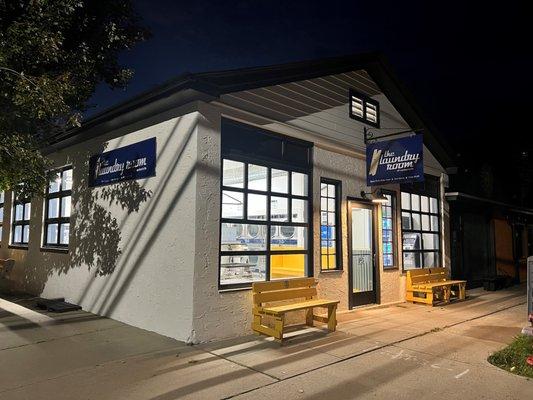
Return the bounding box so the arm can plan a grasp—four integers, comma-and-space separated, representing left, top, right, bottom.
360, 189, 388, 204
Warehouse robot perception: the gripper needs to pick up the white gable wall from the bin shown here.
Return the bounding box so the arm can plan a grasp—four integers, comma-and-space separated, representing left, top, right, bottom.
219, 73, 445, 177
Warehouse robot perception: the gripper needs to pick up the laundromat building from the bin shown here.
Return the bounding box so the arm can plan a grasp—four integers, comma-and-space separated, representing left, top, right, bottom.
0, 54, 455, 343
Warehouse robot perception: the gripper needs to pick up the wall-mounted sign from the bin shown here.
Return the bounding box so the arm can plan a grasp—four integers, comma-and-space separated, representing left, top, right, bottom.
366, 135, 423, 186
88, 138, 156, 187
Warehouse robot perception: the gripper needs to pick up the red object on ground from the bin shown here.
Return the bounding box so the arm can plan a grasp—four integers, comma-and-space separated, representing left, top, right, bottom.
527, 356, 533, 366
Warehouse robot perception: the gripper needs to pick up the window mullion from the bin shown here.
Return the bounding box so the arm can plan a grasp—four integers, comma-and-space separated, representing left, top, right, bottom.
57, 191, 63, 245
266, 167, 272, 282
243, 163, 248, 220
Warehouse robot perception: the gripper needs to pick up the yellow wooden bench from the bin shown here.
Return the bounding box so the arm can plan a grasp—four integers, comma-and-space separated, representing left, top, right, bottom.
252, 278, 339, 342
406, 267, 466, 306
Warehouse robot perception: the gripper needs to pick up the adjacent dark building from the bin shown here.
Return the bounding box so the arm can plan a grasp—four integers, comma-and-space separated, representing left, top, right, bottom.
447, 155, 533, 288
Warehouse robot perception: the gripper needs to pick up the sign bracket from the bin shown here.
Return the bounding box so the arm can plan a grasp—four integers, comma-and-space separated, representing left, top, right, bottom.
364, 127, 423, 145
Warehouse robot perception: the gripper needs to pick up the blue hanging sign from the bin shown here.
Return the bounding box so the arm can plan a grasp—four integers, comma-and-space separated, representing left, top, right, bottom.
88, 138, 156, 187
366, 135, 424, 186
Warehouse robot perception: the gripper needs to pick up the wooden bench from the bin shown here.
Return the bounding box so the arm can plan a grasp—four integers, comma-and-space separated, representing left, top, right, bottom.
252, 278, 339, 342
406, 267, 466, 306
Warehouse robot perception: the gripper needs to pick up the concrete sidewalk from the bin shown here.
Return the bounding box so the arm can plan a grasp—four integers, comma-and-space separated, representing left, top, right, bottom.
0, 286, 529, 399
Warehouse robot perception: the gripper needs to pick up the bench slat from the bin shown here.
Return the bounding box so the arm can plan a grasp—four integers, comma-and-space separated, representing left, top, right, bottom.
252, 278, 316, 293
411, 276, 447, 284
412, 280, 467, 289
262, 299, 340, 314
409, 267, 447, 276
253, 287, 317, 304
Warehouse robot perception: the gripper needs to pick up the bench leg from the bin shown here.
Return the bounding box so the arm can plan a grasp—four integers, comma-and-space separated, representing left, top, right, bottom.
306, 307, 314, 327
427, 291, 434, 306
443, 286, 451, 303
252, 323, 279, 338
274, 315, 285, 342
252, 314, 262, 335
327, 304, 337, 332
458, 283, 466, 300
448, 283, 466, 300
252, 310, 284, 340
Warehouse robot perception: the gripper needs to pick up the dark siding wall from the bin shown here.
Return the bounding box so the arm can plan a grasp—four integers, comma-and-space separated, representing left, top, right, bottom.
450, 206, 495, 287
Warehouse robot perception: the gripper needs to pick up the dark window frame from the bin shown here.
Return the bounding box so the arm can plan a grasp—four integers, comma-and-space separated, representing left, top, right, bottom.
11, 191, 31, 247
381, 190, 397, 270
219, 160, 313, 290
219, 119, 313, 290
400, 189, 441, 271
348, 89, 380, 128
43, 166, 72, 249
320, 178, 342, 271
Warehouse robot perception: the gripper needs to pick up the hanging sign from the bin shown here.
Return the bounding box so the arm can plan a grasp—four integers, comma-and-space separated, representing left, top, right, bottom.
366, 135, 424, 186
88, 138, 156, 187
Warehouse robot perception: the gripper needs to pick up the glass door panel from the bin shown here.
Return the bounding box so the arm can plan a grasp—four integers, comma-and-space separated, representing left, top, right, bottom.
349, 202, 376, 306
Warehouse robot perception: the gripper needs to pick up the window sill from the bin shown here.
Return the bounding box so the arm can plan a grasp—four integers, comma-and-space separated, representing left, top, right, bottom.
218, 286, 252, 293
383, 266, 399, 271
40, 247, 69, 254
218, 276, 318, 292
8, 245, 28, 250
319, 269, 343, 274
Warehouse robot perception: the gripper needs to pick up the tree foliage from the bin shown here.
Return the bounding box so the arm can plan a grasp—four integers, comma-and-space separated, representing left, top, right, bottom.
0, 0, 149, 197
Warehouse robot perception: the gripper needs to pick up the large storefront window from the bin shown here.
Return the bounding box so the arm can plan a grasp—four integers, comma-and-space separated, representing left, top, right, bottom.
219, 119, 312, 288
401, 191, 440, 269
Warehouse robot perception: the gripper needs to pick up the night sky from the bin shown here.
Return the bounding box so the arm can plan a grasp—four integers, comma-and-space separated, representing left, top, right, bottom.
90, 0, 532, 201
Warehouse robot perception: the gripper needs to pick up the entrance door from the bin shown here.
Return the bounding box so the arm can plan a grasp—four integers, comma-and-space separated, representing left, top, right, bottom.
348, 201, 377, 307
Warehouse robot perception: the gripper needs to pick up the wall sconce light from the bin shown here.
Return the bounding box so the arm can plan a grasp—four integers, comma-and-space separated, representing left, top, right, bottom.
361, 189, 388, 204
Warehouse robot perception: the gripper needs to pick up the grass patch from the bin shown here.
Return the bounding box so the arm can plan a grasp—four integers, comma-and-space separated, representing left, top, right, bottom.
488, 334, 533, 378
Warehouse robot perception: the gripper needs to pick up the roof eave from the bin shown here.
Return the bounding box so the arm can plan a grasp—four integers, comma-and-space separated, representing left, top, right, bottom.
44, 52, 456, 169
44, 87, 215, 154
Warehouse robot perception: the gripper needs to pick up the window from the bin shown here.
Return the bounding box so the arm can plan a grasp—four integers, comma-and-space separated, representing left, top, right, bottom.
219, 119, 312, 289
401, 192, 440, 270
381, 192, 396, 269
43, 167, 72, 248
349, 89, 380, 128
320, 179, 341, 270
12, 191, 31, 246
0, 191, 4, 242
220, 161, 311, 287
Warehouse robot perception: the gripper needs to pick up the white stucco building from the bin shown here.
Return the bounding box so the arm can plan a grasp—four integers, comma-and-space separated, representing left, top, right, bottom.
0, 54, 454, 343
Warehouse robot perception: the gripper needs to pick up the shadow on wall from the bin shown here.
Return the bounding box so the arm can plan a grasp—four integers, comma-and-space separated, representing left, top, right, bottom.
74, 178, 152, 277
18, 143, 152, 294
9, 113, 208, 330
